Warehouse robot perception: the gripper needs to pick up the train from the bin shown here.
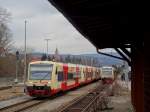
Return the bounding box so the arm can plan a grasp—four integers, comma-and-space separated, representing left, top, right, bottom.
100, 66, 116, 84
24, 61, 101, 97
24, 61, 115, 97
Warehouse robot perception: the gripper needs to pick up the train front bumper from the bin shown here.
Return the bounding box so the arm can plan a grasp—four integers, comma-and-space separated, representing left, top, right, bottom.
26, 85, 51, 97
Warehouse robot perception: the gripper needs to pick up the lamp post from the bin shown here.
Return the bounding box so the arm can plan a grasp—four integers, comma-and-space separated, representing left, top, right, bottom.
24, 20, 27, 84
15, 51, 19, 83
44, 39, 51, 57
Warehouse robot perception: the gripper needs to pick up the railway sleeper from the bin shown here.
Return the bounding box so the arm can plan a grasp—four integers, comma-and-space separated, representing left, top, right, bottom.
56, 84, 111, 112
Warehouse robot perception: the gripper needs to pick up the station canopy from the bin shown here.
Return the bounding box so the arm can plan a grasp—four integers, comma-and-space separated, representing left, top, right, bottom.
48, 0, 143, 49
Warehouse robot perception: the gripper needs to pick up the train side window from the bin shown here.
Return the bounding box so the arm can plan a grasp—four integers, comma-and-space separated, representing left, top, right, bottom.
83, 71, 86, 78
55, 67, 58, 74
68, 73, 73, 80
73, 72, 80, 78
58, 71, 63, 81
78, 71, 81, 78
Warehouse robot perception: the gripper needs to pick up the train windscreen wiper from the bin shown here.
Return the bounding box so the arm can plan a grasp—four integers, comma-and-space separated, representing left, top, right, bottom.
40, 72, 50, 82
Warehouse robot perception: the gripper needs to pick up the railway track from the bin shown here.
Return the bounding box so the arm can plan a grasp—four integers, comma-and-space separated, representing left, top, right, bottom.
0, 98, 47, 112
0, 88, 67, 112
0, 84, 24, 91
52, 84, 110, 112
0, 81, 107, 112
0, 86, 12, 91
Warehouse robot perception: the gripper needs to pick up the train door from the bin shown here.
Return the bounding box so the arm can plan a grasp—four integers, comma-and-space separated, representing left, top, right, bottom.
67, 65, 76, 89
96, 68, 99, 79
52, 64, 59, 90
80, 66, 85, 84
75, 66, 79, 86
93, 67, 96, 80
89, 67, 92, 82
62, 64, 68, 91
91, 68, 93, 81
85, 67, 89, 83
112, 68, 115, 81
99, 68, 101, 79
78, 66, 82, 84
55, 64, 63, 91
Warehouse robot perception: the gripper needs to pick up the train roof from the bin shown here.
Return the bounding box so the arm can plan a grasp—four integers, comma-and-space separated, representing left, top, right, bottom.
29, 61, 100, 69
29, 61, 57, 65
101, 66, 114, 68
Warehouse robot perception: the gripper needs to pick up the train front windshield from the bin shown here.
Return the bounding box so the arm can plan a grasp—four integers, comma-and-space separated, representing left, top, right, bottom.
102, 71, 112, 76
101, 68, 113, 76
29, 64, 53, 80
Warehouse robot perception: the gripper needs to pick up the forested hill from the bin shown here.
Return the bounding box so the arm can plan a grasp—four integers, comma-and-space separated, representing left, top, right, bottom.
31, 52, 124, 66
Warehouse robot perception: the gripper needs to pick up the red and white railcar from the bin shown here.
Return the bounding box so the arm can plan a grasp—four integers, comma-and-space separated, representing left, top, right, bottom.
25, 61, 101, 97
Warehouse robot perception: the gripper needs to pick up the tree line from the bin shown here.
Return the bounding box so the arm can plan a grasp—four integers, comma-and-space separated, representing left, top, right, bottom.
41, 54, 100, 67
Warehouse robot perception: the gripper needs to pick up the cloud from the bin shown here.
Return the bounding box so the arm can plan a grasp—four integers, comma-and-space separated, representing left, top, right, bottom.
0, 0, 57, 17
0, 0, 99, 54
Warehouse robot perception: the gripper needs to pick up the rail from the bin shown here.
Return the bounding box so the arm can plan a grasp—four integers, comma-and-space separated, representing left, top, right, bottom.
53, 84, 110, 112
0, 98, 46, 112
82, 92, 108, 112
0, 86, 12, 90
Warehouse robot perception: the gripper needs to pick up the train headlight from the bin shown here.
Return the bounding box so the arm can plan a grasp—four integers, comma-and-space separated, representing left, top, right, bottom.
48, 82, 51, 84
33, 84, 36, 89
44, 84, 49, 90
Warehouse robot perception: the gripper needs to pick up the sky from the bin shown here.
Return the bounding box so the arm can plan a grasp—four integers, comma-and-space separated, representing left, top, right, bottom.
0, 0, 115, 54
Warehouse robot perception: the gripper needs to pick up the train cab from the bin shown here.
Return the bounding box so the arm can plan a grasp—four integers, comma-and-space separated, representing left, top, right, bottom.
101, 66, 115, 84
25, 61, 56, 97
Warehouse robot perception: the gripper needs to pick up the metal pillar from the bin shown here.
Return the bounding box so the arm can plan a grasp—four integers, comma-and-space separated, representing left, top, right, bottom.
15, 60, 19, 83
131, 46, 144, 112
24, 20, 27, 84
45, 39, 51, 57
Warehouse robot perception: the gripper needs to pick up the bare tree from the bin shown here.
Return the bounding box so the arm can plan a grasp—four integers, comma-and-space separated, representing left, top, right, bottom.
0, 7, 11, 23
0, 7, 12, 56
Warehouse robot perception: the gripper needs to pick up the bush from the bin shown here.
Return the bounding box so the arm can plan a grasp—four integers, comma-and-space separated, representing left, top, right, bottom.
0, 55, 24, 77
